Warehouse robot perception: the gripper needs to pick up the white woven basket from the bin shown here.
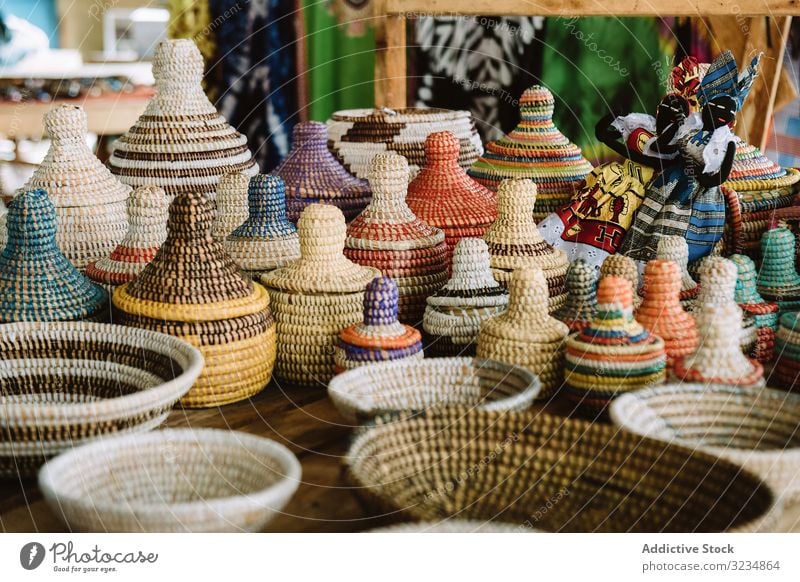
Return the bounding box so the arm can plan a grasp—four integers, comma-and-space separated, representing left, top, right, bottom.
39, 428, 301, 532
328, 356, 540, 423
610, 383, 800, 503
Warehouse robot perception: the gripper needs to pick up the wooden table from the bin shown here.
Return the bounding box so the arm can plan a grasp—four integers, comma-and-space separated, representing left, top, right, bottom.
1, 383, 799, 533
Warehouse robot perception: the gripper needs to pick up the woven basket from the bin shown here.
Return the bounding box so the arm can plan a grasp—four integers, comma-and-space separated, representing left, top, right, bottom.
476, 267, 568, 400
610, 383, 800, 503
771, 311, 800, 391
345, 153, 449, 326
212, 171, 250, 241
225, 175, 300, 278
467, 85, 592, 221
85, 185, 168, 295
483, 178, 569, 312
108, 39, 258, 200
328, 356, 539, 423
369, 521, 530, 533
423, 238, 508, 356
262, 203, 380, 386
0, 321, 202, 477
553, 258, 597, 332
113, 191, 276, 407
600, 253, 642, 308
406, 131, 496, 269
656, 235, 699, 310
0, 189, 108, 322
0, 105, 129, 270
39, 428, 300, 532
732, 253, 779, 362
273, 121, 371, 221
345, 407, 780, 532
327, 107, 483, 180
757, 226, 800, 313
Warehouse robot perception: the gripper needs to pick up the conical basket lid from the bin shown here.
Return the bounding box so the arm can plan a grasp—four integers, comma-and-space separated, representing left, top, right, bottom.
725, 135, 800, 191
0, 189, 108, 321
108, 39, 258, 199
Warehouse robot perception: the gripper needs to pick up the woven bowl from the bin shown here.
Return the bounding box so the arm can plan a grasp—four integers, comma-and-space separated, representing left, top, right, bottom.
610, 383, 800, 503
328, 357, 540, 423
39, 428, 301, 532
369, 520, 531, 533
346, 408, 780, 532
0, 321, 203, 477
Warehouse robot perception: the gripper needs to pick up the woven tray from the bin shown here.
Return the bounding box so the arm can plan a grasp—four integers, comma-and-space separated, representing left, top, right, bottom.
346, 408, 780, 532
38, 428, 301, 532
0, 321, 202, 476
328, 357, 539, 423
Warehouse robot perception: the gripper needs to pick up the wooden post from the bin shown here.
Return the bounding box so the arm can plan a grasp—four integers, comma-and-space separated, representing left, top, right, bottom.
374, 1, 407, 108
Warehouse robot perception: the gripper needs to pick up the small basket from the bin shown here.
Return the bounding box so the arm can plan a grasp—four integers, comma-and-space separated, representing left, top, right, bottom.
39, 428, 301, 532
328, 357, 539, 423
0, 321, 203, 476
346, 407, 780, 532
610, 383, 800, 503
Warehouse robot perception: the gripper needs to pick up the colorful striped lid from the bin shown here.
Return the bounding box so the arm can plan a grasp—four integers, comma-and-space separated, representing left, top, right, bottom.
725, 135, 800, 192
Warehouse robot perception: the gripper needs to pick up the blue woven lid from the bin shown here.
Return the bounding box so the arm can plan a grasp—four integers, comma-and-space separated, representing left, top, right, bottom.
0, 189, 108, 321
229, 175, 297, 239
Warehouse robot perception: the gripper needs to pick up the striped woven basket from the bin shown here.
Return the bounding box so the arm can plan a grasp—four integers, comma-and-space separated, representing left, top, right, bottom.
113, 191, 276, 407
0, 321, 202, 477
212, 171, 250, 241
261, 203, 380, 386
108, 39, 258, 201
656, 235, 699, 311
39, 428, 300, 532
346, 407, 780, 532
610, 383, 800, 503
327, 107, 483, 180
0, 105, 129, 270
328, 356, 539, 423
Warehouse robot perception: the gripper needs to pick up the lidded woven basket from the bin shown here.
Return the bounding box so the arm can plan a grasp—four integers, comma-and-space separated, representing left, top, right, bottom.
423, 238, 508, 357
212, 171, 250, 241
113, 191, 276, 407
468, 85, 592, 220
0, 189, 108, 322
346, 407, 780, 532
261, 203, 380, 387
656, 235, 699, 310
483, 178, 569, 311
108, 39, 258, 200
635, 260, 698, 369
0, 105, 130, 270
334, 276, 423, 372
695, 256, 752, 352
600, 253, 642, 308
225, 175, 300, 278
553, 258, 597, 332
327, 107, 483, 180
757, 226, 800, 313
406, 131, 497, 269
564, 276, 666, 415
344, 153, 449, 326
476, 267, 569, 399
85, 185, 168, 294
273, 121, 371, 221
773, 312, 800, 391
732, 253, 778, 362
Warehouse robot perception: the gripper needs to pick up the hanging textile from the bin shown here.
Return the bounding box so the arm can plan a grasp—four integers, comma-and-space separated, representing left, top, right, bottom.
167, 0, 215, 62
412, 16, 544, 143
207, 0, 299, 171
303, 0, 375, 122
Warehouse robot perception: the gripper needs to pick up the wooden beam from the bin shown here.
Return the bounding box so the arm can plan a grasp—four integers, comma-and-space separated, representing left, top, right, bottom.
383, 0, 799, 17
757, 16, 792, 150
374, 1, 408, 108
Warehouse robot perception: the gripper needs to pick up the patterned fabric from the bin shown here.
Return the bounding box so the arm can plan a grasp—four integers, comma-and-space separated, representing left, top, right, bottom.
412, 16, 544, 142
167, 0, 215, 61
207, 0, 298, 170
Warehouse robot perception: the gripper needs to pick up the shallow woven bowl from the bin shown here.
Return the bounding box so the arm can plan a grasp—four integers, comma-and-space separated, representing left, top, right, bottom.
610, 383, 800, 503
0, 321, 203, 477
39, 428, 301, 532
346, 408, 780, 532
328, 357, 540, 423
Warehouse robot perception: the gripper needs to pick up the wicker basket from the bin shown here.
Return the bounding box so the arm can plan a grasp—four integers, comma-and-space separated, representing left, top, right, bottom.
108, 39, 258, 200
328, 356, 539, 423
327, 107, 483, 180
656, 235, 699, 310
610, 383, 800, 503
694, 256, 752, 351
468, 85, 592, 221
732, 253, 779, 362
113, 191, 276, 407
553, 258, 597, 332
0, 105, 130, 270
369, 521, 530, 533
39, 428, 300, 532
345, 407, 780, 532
0, 189, 108, 323
212, 171, 250, 241
0, 321, 202, 476
757, 226, 800, 313
600, 254, 642, 308
345, 153, 449, 326
772, 311, 800, 391
273, 121, 371, 222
